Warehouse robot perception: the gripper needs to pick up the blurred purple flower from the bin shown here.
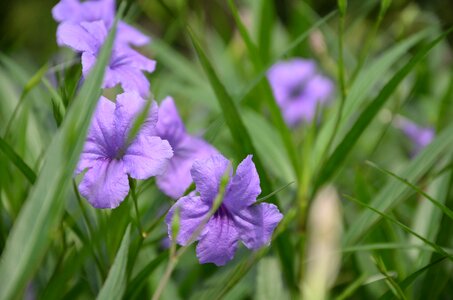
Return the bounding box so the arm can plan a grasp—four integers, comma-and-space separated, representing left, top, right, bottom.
267, 58, 334, 126
57, 21, 155, 98
165, 155, 283, 266
155, 97, 218, 199
52, 0, 149, 47
76, 92, 173, 209
399, 118, 434, 154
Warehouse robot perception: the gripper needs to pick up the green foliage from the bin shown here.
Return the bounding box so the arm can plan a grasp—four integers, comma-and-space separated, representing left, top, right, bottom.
1, 0, 453, 299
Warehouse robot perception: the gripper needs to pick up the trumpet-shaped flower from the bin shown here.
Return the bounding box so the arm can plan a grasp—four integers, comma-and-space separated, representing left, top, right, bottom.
165, 155, 283, 266
76, 92, 173, 209
155, 97, 218, 199
267, 58, 334, 126
57, 21, 155, 98
52, 0, 149, 47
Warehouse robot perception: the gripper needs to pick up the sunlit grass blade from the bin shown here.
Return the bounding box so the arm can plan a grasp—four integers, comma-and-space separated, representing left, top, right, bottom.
343, 123, 453, 246
97, 226, 130, 300
0, 7, 122, 299
315, 29, 451, 190
0, 136, 36, 184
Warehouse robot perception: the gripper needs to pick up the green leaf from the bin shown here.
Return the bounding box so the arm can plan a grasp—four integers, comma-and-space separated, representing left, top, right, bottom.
0, 136, 36, 184
186, 27, 274, 201
345, 195, 453, 260
0, 7, 121, 299
256, 0, 274, 64
379, 256, 447, 300
343, 123, 453, 246
97, 226, 131, 300
227, 0, 300, 182
313, 29, 430, 167
124, 251, 167, 299
256, 257, 288, 300
366, 161, 453, 221
315, 30, 449, 189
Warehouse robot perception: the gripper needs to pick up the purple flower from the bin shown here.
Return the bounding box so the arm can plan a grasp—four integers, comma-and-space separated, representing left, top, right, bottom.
155, 97, 218, 199
57, 21, 156, 98
165, 155, 283, 266
399, 118, 434, 154
267, 58, 334, 126
76, 92, 173, 209
52, 0, 149, 47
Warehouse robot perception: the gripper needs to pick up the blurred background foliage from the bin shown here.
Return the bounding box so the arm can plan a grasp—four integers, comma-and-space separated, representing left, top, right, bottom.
1, 0, 453, 63
1, 0, 453, 299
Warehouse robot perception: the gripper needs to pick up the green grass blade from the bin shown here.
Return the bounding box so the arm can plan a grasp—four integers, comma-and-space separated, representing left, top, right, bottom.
187, 25, 299, 290
315, 30, 450, 189
313, 29, 430, 166
227, 0, 300, 182
256, 0, 274, 64
345, 195, 453, 260
186, 27, 273, 200
0, 8, 121, 299
124, 251, 168, 299
343, 123, 453, 246
0, 136, 36, 184
367, 161, 453, 221
97, 226, 130, 300
379, 256, 447, 300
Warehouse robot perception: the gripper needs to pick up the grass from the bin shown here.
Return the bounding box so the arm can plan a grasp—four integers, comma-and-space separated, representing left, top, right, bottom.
0, 0, 453, 299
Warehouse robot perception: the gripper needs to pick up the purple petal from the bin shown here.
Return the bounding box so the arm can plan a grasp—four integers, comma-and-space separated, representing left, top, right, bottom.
76, 96, 116, 174
157, 136, 217, 199
117, 22, 150, 47
191, 155, 230, 203
107, 65, 151, 98
80, 21, 108, 46
78, 159, 129, 209
52, 0, 81, 22
56, 22, 100, 51
233, 203, 283, 249
123, 135, 173, 179
224, 155, 261, 212
81, 52, 97, 77
165, 194, 211, 246
52, 0, 115, 25
196, 213, 239, 266
114, 92, 158, 141
155, 97, 186, 148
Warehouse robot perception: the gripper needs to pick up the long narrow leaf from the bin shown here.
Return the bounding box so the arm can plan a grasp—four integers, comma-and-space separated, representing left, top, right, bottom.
97, 226, 131, 300
316, 30, 450, 189
344, 123, 453, 246
0, 136, 36, 184
0, 8, 121, 299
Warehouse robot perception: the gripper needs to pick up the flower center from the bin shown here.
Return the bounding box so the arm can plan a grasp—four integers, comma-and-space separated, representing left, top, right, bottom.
289, 80, 308, 100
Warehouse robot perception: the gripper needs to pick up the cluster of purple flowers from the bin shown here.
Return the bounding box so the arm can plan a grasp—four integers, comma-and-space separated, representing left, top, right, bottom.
53, 0, 282, 266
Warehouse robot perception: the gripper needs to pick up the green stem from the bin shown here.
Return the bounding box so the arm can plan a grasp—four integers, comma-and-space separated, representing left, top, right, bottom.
129, 178, 145, 239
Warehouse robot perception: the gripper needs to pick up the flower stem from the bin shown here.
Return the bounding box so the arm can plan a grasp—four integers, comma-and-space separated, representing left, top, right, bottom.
129, 178, 146, 239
